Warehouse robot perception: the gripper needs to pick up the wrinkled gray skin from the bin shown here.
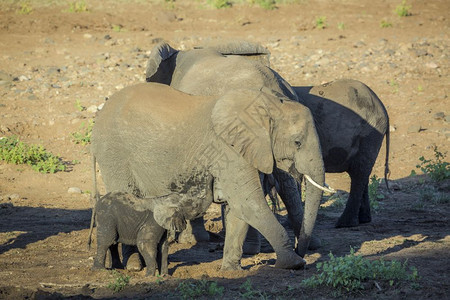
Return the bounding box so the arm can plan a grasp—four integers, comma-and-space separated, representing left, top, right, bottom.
91, 82, 325, 270
145, 40, 325, 259
87, 192, 188, 276
295, 79, 390, 227
248, 79, 390, 250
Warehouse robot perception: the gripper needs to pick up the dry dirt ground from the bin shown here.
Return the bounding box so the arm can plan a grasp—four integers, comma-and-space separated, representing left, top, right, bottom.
0, 0, 449, 299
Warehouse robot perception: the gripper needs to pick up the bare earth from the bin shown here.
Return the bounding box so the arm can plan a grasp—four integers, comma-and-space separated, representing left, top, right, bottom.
0, 0, 449, 299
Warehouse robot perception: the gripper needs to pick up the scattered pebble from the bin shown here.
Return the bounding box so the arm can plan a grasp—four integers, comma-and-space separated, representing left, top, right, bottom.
68, 187, 82, 194
407, 125, 422, 133
433, 112, 445, 120
86, 105, 98, 113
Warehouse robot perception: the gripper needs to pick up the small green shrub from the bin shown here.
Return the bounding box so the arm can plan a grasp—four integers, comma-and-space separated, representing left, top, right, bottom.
315, 16, 327, 29
389, 79, 399, 93
71, 120, 94, 145
75, 99, 85, 112
337, 22, 345, 30
177, 279, 224, 299
208, 0, 232, 8
252, 0, 277, 10
0, 136, 66, 173
112, 24, 124, 32
416, 146, 450, 182
68, 0, 88, 13
369, 175, 385, 210
107, 270, 130, 293
240, 279, 267, 299
395, 0, 411, 17
301, 248, 418, 295
380, 20, 393, 28
17, 2, 33, 14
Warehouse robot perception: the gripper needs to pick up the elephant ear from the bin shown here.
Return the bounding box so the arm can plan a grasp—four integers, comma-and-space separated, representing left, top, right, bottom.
145, 41, 178, 84
212, 89, 274, 174
195, 39, 271, 67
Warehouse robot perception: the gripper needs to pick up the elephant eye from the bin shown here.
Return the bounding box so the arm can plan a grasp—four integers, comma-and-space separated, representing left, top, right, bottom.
294, 140, 302, 149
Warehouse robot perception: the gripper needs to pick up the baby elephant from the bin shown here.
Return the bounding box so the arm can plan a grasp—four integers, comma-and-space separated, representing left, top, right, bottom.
87, 192, 187, 276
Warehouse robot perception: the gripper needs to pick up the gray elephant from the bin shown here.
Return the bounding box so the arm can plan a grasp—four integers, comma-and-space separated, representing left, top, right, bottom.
91, 82, 327, 270
295, 79, 390, 227
244, 79, 390, 253
87, 191, 188, 276
144, 40, 329, 260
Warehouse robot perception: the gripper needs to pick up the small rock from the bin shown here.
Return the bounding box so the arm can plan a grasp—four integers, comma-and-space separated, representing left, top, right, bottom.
425, 62, 438, 69
389, 125, 396, 132
87, 105, 98, 113
433, 112, 445, 120
445, 116, 450, 123
83, 33, 93, 39
18, 75, 30, 81
68, 187, 82, 194
8, 194, 20, 200
115, 84, 124, 90
98, 103, 105, 110
407, 125, 422, 133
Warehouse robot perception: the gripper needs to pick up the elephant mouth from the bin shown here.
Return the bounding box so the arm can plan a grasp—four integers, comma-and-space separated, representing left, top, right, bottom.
275, 158, 294, 173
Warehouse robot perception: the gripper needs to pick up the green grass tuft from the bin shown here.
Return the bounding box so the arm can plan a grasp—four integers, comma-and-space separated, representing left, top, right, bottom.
416, 146, 450, 182
301, 248, 418, 295
0, 136, 66, 173
177, 279, 224, 299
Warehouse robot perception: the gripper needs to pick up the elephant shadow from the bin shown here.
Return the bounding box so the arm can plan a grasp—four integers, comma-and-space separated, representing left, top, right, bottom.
0, 204, 91, 255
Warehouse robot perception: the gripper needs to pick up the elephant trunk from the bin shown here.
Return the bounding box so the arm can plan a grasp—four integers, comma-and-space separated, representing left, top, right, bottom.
290, 159, 325, 257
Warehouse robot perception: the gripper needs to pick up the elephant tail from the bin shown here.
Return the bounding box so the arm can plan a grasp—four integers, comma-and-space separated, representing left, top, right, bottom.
384, 114, 391, 192
87, 155, 100, 251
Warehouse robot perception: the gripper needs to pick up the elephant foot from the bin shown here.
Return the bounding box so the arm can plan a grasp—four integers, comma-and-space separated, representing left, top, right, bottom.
125, 253, 143, 272
335, 215, 359, 228
220, 261, 243, 271
274, 251, 305, 270
91, 261, 105, 270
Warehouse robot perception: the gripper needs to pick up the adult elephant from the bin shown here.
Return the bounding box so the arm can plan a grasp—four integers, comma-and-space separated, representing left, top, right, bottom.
145, 40, 327, 258
295, 79, 390, 227
245, 79, 390, 253
91, 82, 326, 270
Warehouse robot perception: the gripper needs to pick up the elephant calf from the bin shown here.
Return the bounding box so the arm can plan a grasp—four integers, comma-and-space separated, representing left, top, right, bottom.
88, 192, 187, 276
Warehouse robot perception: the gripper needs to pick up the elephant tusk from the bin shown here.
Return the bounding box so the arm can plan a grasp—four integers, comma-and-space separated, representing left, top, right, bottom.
304, 174, 336, 194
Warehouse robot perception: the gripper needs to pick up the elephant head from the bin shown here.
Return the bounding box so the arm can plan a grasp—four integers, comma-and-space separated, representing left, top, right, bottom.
212, 89, 326, 257
145, 40, 298, 101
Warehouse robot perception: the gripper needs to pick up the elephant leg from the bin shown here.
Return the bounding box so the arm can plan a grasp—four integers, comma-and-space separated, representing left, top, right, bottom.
137, 241, 158, 277
337, 132, 382, 228
227, 198, 305, 269
273, 168, 321, 250
122, 244, 144, 271
178, 217, 210, 244
359, 182, 371, 223
93, 241, 109, 270
109, 243, 124, 269
336, 170, 369, 228
157, 232, 169, 276
221, 207, 249, 270
243, 226, 261, 255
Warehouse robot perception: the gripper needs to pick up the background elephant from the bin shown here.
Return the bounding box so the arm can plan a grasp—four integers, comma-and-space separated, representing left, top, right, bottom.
294, 79, 390, 227
145, 40, 326, 258
91, 82, 326, 270
245, 79, 390, 252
